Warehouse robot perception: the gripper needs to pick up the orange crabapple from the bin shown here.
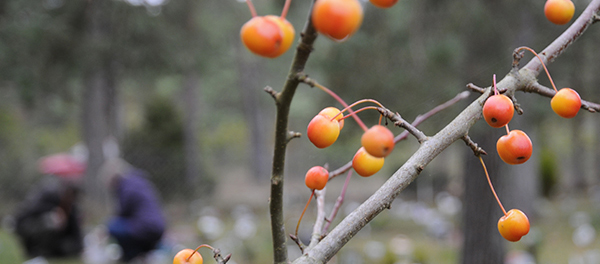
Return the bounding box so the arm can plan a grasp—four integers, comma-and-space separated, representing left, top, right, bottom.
305, 166, 329, 190
497, 209, 530, 242
361, 125, 395, 158
352, 147, 385, 177
173, 248, 203, 264
544, 0, 575, 25
264, 15, 295, 57
307, 114, 341, 148
551, 88, 581, 118
496, 130, 533, 165
311, 0, 364, 41
482, 94, 514, 128
369, 0, 399, 8
318, 107, 345, 130
240, 16, 284, 58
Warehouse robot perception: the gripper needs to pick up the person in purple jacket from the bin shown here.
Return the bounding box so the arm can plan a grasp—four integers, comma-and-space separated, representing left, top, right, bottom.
100, 158, 166, 262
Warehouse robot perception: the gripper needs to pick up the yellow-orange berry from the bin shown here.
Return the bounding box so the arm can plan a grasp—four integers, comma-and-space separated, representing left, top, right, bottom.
173, 248, 203, 264
498, 209, 530, 242
544, 0, 575, 25
352, 147, 384, 177
311, 0, 364, 41
240, 16, 283, 58
551, 88, 581, 118
361, 125, 395, 158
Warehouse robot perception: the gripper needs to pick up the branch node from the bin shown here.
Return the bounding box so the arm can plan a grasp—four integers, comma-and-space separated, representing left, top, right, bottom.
290, 234, 306, 253
287, 131, 302, 143
512, 49, 525, 68
264, 86, 279, 100
462, 135, 487, 156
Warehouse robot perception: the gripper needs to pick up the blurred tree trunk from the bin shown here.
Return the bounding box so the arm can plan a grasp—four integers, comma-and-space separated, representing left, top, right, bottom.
182, 72, 202, 187
181, 0, 204, 190
461, 129, 506, 264
82, 0, 117, 218
236, 47, 271, 181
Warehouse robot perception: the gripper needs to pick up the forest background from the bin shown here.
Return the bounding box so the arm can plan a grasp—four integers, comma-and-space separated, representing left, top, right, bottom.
0, 0, 599, 263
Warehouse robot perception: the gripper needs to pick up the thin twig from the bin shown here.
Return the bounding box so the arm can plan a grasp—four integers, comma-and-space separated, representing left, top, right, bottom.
288, 131, 302, 143
377, 108, 428, 143
462, 135, 487, 156
310, 188, 327, 248
466, 83, 487, 94
322, 170, 353, 234
264, 86, 279, 100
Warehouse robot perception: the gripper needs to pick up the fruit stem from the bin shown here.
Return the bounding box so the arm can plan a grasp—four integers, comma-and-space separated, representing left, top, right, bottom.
187, 244, 214, 262
313, 82, 371, 131
281, 0, 292, 19
335, 106, 379, 122
516, 46, 558, 92
504, 124, 510, 135
295, 190, 315, 238
493, 74, 498, 95
245, 0, 258, 17
478, 156, 507, 216
334, 99, 385, 132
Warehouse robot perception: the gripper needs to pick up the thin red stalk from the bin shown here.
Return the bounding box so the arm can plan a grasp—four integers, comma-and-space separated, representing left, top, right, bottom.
336, 106, 380, 123
322, 170, 353, 233
493, 74, 498, 95
281, 0, 292, 19
187, 244, 214, 262
245, 0, 258, 17
479, 156, 507, 216
505, 124, 510, 135
517, 46, 558, 92
295, 190, 315, 238
313, 83, 369, 132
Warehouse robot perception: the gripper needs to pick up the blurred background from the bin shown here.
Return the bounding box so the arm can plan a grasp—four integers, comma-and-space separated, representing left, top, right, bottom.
0, 0, 599, 263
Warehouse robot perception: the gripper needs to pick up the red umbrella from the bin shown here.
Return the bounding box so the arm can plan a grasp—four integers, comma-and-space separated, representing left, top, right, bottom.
38, 153, 86, 178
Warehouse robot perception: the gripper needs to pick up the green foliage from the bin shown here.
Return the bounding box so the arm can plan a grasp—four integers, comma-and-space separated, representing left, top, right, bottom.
539, 147, 558, 197
122, 95, 189, 200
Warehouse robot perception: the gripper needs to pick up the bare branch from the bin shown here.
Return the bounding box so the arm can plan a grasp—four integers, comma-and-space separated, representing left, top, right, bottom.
467, 83, 486, 94
269, 2, 320, 263
377, 108, 429, 143
309, 188, 327, 248
287, 131, 302, 143
264, 86, 279, 100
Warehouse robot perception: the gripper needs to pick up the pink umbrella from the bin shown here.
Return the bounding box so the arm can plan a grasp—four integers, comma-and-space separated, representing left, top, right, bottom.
38, 153, 86, 178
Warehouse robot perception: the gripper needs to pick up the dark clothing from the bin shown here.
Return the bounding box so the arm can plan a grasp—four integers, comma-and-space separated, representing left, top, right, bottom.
14, 177, 83, 258
108, 169, 165, 262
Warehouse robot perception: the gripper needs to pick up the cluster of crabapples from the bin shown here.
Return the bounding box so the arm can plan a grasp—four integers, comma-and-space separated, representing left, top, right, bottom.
240, 0, 400, 58
481, 72, 582, 242
305, 106, 395, 189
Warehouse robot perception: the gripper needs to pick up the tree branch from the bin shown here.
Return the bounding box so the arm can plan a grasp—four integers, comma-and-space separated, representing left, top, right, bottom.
292, 1, 600, 262
269, 2, 319, 263
377, 107, 429, 143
